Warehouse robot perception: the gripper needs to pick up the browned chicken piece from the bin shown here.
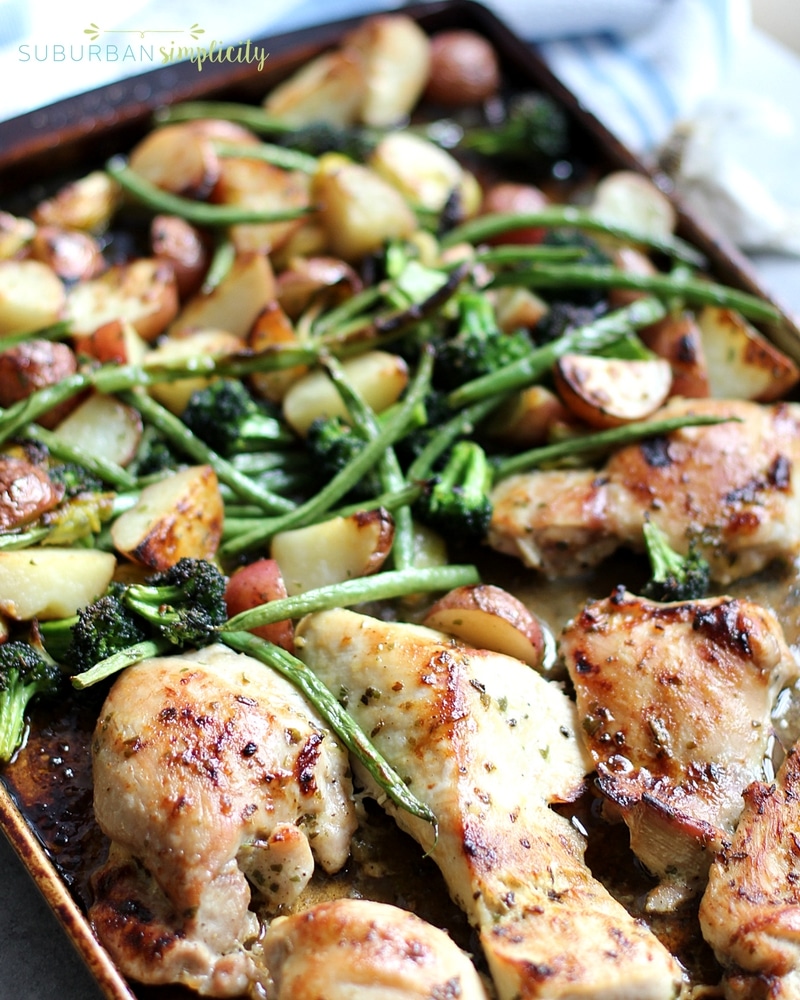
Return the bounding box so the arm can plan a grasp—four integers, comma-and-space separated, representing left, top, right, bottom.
560, 589, 798, 910
699, 745, 800, 1000
295, 609, 685, 1000
263, 898, 490, 1000
89, 644, 357, 997
489, 398, 800, 585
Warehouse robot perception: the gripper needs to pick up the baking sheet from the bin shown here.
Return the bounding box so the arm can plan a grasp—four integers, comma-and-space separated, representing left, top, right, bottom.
1, 3, 799, 998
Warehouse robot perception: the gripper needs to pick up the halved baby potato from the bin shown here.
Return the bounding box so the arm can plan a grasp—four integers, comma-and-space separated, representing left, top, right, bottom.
111, 464, 224, 570
554, 353, 673, 428
64, 258, 179, 340
74, 319, 149, 367
52, 393, 143, 468
640, 311, 711, 399
128, 122, 220, 199
263, 48, 366, 127
144, 328, 246, 415
271, 509, 394, 596
486, 384, 572, 448
282, 349, 409, 436
0, 548, 117, 620
224, 557, 294, 651
0, 211, 35, 259
423, 583, 545, 669
312, 155, 417, 261
696, 305, 800, 402
248, 301, 308, 404
29, 226, 106, 283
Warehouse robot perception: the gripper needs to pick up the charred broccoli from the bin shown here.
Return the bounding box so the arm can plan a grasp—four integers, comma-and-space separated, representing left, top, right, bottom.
0, 641, 62, 762
64, 590, 148, 671
641, 520, 711, 602
123, 558, 228, 647
182, 379, 294, 456
459, 91, 570, 169
414, 440, 493, 542
305, 415, 383, 501
435, 290, 533, 390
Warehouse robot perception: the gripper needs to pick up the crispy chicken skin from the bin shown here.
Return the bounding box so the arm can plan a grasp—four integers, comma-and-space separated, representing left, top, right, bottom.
263, 898, 489, 1000
489, 398, 800, 584
295, 608, 684, 1000
699, 745, 800, 999
89, 645, 357, 997
560, 589, 798, 909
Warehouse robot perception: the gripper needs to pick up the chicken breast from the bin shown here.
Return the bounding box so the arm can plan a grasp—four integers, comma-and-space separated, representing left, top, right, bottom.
489, 398, 800, 584
89, 644, 357, 997
295, 608, 684, 1000
699, 744, 800, 999
560, 590, 798, 910
263, 897, 489, 1000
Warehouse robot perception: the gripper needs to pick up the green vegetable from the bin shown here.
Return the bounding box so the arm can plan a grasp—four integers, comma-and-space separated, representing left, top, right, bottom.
181, 378, 294, 456
640, 519, 711, 603
414, 440, 493, 543
0, 642, 62, 763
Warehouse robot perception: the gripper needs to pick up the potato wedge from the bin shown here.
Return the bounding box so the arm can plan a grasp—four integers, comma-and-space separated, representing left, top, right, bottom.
282, 350, 408, 436
493, 286, 549, 333
344, 14, 431, 126
312, 155, 417, 261
128, 122, 220, 199
32, 170, 120, 232
369, 132, 481, 215
696, 305, 800, 402
52, 393, 143, 468
589, 170, 677, 240
74, 319, 149, 367
248, 301, 308, 404
263, 48, 365, 127
554, 353, 673, 428
111, 465, 224, 570
211, 157, 311, 256
225, 558, 294, 651
486, 384, 572, 447
0, 259, 65, 335
0, 457, 62, 531
640, 311, 711, 399
271, 509, 394, 596
64, 258, 179, 340
170, 252, 276, 338
144, 328, 246, 415
0, 548, 116, 620
423, 584, 545, 669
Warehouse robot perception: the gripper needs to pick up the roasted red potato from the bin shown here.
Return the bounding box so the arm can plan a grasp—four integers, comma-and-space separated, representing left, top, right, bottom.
554, 353, 673, 428
225, 558, 295, 651
0, 339, 79, 428
424, 29, 501, 107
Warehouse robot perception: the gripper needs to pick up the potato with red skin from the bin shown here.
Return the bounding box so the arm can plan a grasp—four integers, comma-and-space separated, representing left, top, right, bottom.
150, 215, 210, 300
0, 339, 80, 428
0, 456, 63, 531
424, 29, 500, 107
225, 558, 295, 652
480, 182, 550, 244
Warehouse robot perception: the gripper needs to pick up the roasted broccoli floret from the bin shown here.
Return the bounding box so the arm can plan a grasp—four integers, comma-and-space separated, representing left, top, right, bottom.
66, 592, 149, 671
305, 415, 382, 500
459, 91, 570, 169
640, 520, 711, 603
47, 461, 104, 498
0, 641, 62, 762
182, 379, 293, 456
435, 290, 533, 389
533, 300, 606, 344
414, 440, 493, 542
123, 558, 228, 647
128, 425, 179, 478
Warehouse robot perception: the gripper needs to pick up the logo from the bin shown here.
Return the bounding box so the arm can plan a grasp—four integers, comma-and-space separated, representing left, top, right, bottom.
18, 21, 270, 72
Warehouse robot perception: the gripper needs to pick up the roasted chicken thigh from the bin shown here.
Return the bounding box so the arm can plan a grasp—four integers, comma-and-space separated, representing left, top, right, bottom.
560, 589, 798, 909
89, 644, 357, 997
489, 398, 800, 584
295, 608, 684, 999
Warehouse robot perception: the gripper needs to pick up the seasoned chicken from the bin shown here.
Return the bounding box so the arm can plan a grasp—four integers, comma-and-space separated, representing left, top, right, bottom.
89, 644, 357, 997
560, 590, 798, 909
699, 745, 800, 999
263, 897, 489, 1000
489, 398, 800, 584
295, 608, 684, 999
